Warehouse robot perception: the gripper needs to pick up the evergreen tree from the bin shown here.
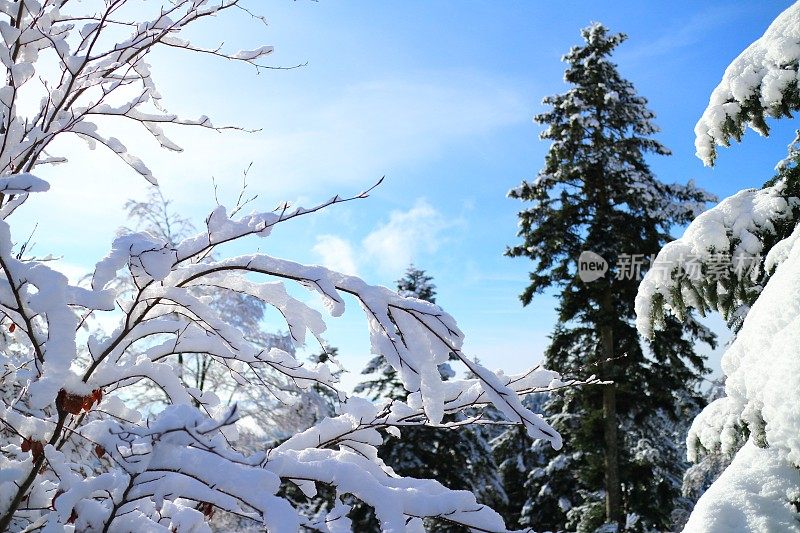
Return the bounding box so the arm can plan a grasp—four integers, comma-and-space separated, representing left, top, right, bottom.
641, 6, 800, 527
352, 265, 505, 531
490, 393, 550, 526
396, 265, 438, 302
506, 23, 715, 531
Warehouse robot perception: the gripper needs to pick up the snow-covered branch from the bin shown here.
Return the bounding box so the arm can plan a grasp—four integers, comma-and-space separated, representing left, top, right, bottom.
641, 3, 800, 530
635, 180, 800, 336
694, 1, 800, 166
0, 173, 573, 531
0, 3, 581, 530
0, 0, 278, 188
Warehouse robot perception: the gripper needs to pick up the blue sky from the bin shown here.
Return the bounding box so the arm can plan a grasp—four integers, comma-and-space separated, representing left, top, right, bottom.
13, 1, 798, 388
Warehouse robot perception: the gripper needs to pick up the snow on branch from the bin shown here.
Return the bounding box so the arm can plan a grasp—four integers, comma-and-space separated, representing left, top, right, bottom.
656, 5, 800, 529
695, 1, 800, 166
679, 226, 800, 476
0, 0, 282, 189
635, 180, 800, 337
0, 173, 578, 532
0, 3, 583, 529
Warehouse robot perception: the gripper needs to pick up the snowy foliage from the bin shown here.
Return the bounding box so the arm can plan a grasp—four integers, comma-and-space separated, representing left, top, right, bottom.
635, 179, 800, 334
0, 171, 576, 532
637, 4, 800, 531
0, 0, 278, 186
681, 382, 741, 515
0, 2, 585, 531
695, 1, 800, 166
683, 223, 800, 465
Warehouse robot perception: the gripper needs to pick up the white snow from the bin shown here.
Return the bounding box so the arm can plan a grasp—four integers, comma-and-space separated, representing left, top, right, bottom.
636, 180, 798, 336
0, 173, 49, 194
683, 442, 800, 533
647, 186, 800, 531
695, 1, 800, 165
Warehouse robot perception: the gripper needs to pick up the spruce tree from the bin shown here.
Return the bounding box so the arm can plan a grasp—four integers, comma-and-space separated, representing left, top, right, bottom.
352, 265, 504, 532
505, 23, 715, 531
490, 393, 550, 526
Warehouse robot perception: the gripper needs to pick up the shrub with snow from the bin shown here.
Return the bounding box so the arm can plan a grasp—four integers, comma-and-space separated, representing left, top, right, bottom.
0, 2, 577, 531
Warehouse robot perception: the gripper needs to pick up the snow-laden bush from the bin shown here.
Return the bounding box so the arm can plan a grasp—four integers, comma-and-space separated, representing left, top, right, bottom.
0, 2, 576, 531
638, 2, 800, 531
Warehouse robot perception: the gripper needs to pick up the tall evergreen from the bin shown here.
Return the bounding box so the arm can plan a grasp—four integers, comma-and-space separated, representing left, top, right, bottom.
505, 24, 715, 532
352, 265, 504, 531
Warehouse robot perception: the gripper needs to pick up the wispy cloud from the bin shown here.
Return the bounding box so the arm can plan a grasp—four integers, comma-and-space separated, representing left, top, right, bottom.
312, 234, 359, 276
157, 69, 530, 200
312, 198, 458, 277
363, 199, 454, 274
12, 68, 528, 269
618, 4, 753, 63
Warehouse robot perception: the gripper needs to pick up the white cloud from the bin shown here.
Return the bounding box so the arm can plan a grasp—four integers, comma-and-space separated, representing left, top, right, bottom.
363, 199, 451, 273
310, 198, 455, 277
312, 234, 359, 275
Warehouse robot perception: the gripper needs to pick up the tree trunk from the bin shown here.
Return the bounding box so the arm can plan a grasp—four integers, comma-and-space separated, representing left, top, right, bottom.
603, 382, 622, 527
601, 289, 623, 528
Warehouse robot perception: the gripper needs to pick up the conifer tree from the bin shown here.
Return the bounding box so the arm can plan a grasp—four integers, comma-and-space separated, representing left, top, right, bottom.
639, 6, 800, 528
506, 23, 715, 531
490, 393, 550, 526
352, 265, 504, 531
